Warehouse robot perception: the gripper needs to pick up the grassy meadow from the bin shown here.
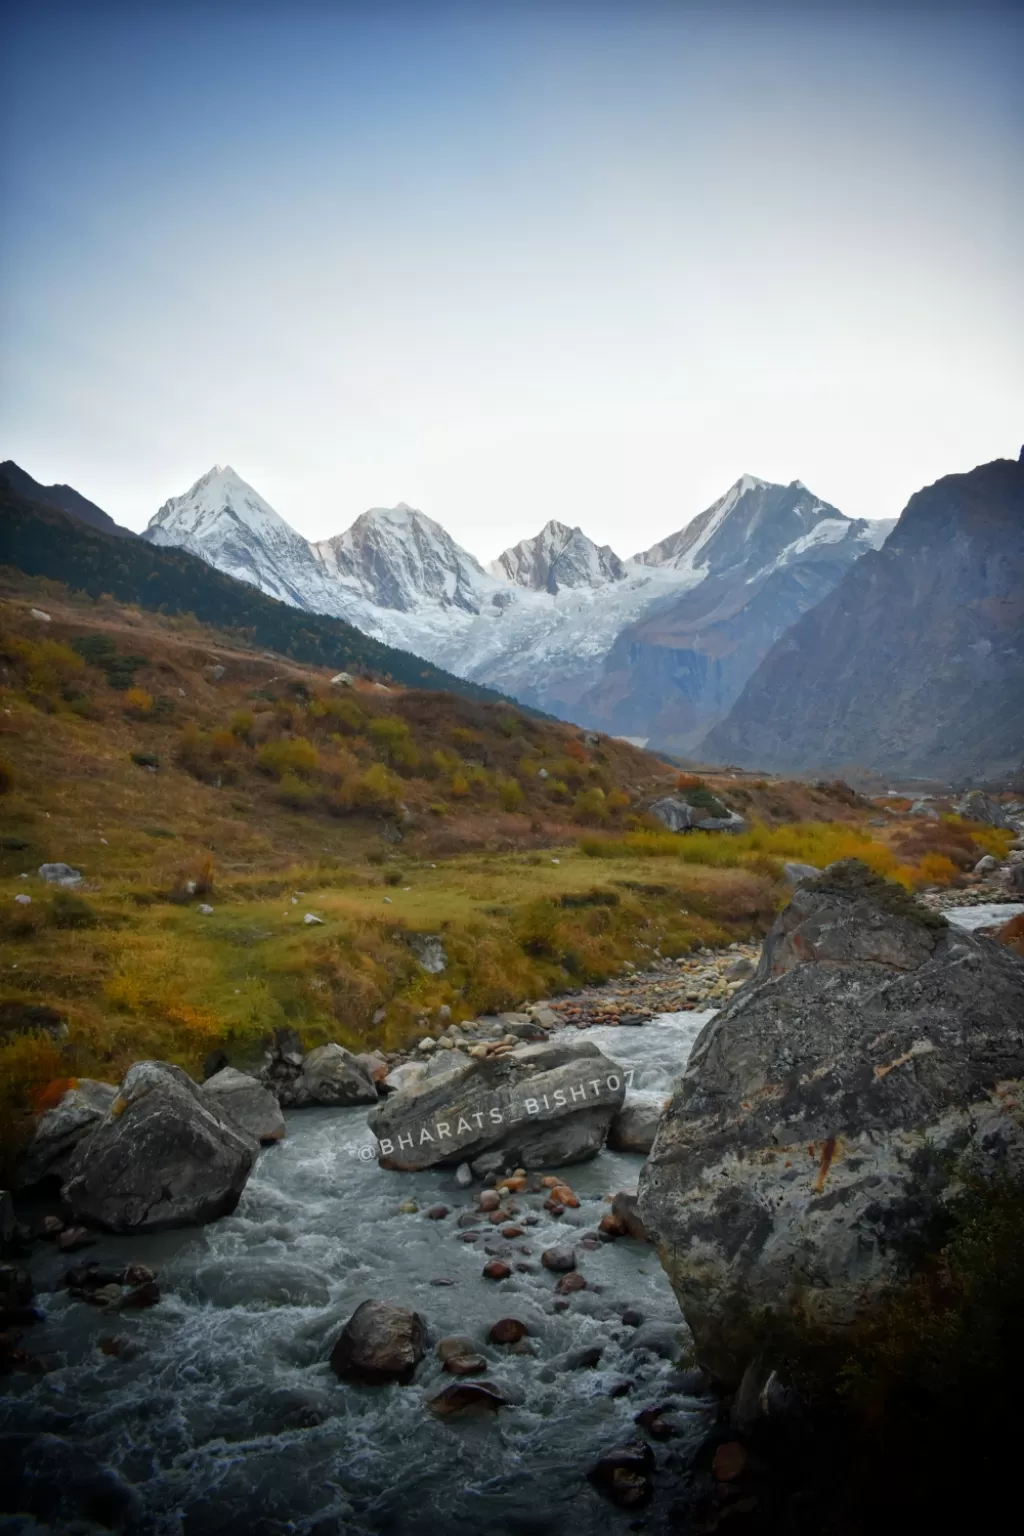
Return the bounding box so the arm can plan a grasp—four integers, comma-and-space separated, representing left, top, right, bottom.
0, 580, 1011, 1175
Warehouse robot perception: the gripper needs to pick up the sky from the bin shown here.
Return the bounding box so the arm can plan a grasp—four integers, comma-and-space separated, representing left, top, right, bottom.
1, 0, 1021, 561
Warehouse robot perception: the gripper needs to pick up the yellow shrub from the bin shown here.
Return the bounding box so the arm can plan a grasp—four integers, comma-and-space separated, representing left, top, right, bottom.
124, 686, 154, 716
450, 773, 469, 798
257, 737, 320, 779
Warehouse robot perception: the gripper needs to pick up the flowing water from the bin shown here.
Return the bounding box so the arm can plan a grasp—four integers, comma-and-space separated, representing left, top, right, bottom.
3, 1013, 719, 1536
944, 902, 1024, 932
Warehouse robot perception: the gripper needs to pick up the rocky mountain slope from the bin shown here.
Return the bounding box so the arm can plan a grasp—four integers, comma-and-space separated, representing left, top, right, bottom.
137, 465, 889, 737
580, 479, 892, 753
701, 451, 1024, 782
1, 459, 135, 538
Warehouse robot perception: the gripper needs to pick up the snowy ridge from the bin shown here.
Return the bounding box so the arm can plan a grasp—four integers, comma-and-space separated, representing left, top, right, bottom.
142, 465, 890, 723
491, 519, 625, 592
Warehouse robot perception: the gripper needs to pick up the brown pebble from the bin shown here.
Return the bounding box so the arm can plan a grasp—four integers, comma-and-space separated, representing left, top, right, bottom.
501, 1225, 524, 1239
556, 1272, 587, 1294
444, 1353, 488, 1375
482, 1261, 511, 1280
425, 1205, 450, 1221
489, 1318, 528, 1344
713, 1442, 749, 1482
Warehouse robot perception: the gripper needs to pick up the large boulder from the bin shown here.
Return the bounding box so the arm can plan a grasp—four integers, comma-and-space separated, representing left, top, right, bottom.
608, 1096, 664, 1154
329, 1300, 426, 1385
17, 1080, 117, 1189
260, 1032, 377, 1107
202, 1067, 286, 1144
649, 798, 696, 833
638, 860, 1024, 1384
954, 790, 1014, 830
368, 1038, 626, 1171
61, 1061, 259, 1233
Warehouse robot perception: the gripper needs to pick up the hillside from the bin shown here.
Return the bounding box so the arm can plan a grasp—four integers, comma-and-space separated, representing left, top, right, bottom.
0, 475, 533, 710
0, 459, 135, 538
3, 583, 1011, 1179
702, 453, 1024, 781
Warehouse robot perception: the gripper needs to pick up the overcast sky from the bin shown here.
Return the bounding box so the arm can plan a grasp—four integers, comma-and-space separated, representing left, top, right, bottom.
1, 1, 1021, 561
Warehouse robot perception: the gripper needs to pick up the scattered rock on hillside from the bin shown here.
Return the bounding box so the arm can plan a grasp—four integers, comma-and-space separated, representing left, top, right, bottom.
61, 1061, 259, 1233
330, 1299, 426, 1386
17, 1080, 117, 1190
203, 1067, 286, 1144
367, 1038, 625, 1171
639, 859, 1024, 1384
38, 863, 83, 888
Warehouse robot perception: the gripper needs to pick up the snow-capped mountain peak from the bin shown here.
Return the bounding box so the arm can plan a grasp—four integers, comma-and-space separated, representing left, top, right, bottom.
491, 519, 625, 593
143, 465, 339, 610
312, 504, 500, 615
634, 474, 856, 577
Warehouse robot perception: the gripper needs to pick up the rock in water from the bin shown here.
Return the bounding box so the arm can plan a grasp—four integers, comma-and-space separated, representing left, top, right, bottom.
17, 1080, 117, 1189
202, 1067, 286, 1144
61, 1061, 259, 1233
609, 1098, 663, 1154
638, 860, 1024, 1383
329, 1300, 426, 1385
367, 1038, 625, 1171
262, 1037, 377, 1108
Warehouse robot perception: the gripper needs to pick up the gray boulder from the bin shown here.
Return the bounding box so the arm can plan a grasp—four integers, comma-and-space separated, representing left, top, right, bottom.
368, 1038, 626, 1171
38, 863, 83, 888
261, 1033, 377, 1107
17, 1079, 117, 1188
297, 1044, 378, 1106
409, 934, 448, 974
61, 1061, 259, 1232
329, 1299, 426, 1385
955, 790, 1014, 830
639, 859, 1024, 1384
203, 1067, 286, 1144
649, 798, 696, 833
609, 1096, 664, 1154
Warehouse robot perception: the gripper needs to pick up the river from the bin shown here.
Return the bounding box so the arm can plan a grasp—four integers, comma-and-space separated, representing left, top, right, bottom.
6, 901, 1016, 1535
3, 1013, 719, 1536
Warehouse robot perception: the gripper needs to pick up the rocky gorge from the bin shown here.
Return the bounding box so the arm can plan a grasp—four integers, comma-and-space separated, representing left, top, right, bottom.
2, 863, 1023, 1532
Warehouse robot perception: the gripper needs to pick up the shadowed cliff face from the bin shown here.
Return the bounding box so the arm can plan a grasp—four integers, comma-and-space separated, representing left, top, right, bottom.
701, 453, 1024, 781
579, 490, 884, 754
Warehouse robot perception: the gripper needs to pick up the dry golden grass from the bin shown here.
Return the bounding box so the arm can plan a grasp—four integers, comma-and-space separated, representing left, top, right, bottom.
0, 585, 1013, 1177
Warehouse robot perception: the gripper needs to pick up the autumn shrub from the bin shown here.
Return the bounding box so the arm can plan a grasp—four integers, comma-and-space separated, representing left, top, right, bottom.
229, 709, 255, 741
368, 715, 419, 770
572, 786, 609, 825
3, 634, 86, 703
450, 773, 469, 798
675, 772, 706, 792
276, 772, 317, 809
498, 777, 524, 813
330, 762, 402, 813
0, 757, 13, 795
256, 736, 320, 779
123, 686, 154, 718
451, 726, 482, 747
